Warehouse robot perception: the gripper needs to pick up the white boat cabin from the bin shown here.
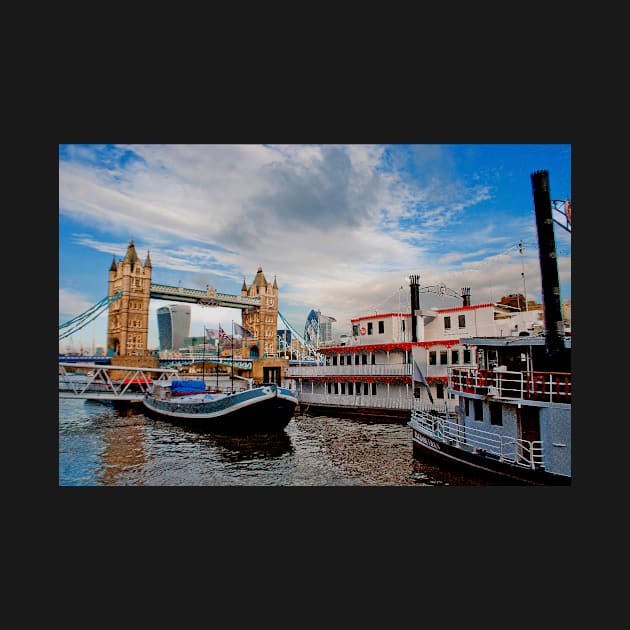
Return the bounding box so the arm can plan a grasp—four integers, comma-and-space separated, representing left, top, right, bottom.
288, 303, 545, 411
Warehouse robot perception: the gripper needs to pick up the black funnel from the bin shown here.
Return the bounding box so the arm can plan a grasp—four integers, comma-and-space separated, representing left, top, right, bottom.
531, 170, 565, 361
409, 274, 420, 342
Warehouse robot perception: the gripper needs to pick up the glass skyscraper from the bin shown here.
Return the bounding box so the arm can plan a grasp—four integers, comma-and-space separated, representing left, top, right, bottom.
157, 304, 191, 350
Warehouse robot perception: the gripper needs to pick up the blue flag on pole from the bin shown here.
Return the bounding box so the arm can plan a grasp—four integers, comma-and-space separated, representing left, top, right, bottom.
233, 322, 254, 338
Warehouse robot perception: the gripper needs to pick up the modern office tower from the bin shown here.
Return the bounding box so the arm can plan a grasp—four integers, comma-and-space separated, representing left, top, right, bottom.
304, 309, 334, 346
157, 304, 191, 350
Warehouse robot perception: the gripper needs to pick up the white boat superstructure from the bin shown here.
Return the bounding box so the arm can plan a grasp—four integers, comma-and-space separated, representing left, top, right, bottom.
287, 278, 546, 420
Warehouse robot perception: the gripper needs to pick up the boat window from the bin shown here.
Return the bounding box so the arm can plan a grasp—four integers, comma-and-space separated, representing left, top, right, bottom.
364, 382, 369, 395
444, 316, 451, 330
362, 354, 368, 365
440, 351, 448, 365
340, 355, 344, 365
451, 349, 460, 364
334, 382, 339, 394
367, 322, 373, 335
463, 348, 472, 364
490, 402, 503, 426
436, 383, 445, 399
371, 383, 377, 395
352, 324, 359, 336
355, 354, 360, 365
340, 382, 346, 395
464, 398, 470, 416
429, 351, 437, 365
332, 355, 338, 366
474, 399, 483, 422
348, 382, 354, 395
458, 315, 466, 328
327, 382, 332, 394
378, 320, 385, 334
371, 353, 376, 364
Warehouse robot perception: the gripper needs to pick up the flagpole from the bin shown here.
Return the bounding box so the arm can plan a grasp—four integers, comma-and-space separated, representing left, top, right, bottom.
217, 323, 220, 391
202, 326, 206, 385
231, 320, 234, 393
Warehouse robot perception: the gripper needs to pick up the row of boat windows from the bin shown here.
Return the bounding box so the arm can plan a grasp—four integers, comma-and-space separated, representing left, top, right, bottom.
323, 381, 455, 400
463, 397, 503, 426
352, 320, 388, 336
429, 349, 473, 365
326, 348, 474, 366
328, 354, 376, 365
444, 315, 467, 329
349, 315, 468, 336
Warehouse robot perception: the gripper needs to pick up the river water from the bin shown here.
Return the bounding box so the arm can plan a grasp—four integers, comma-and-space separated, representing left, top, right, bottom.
58, 398, 513, 486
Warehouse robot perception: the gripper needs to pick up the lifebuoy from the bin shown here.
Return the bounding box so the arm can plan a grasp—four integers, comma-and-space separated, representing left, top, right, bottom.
360, 327, 366, 335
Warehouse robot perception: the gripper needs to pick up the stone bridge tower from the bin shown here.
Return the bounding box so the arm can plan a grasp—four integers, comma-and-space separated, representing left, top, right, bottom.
107, 240, 152, 356
241, 266, 278, 358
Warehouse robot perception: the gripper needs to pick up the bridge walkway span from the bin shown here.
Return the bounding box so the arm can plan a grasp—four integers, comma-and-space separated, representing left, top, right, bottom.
59, 362, 179, 402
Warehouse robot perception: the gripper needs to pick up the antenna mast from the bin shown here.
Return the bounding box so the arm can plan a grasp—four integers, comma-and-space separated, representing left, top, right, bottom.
519, 240, 528, 311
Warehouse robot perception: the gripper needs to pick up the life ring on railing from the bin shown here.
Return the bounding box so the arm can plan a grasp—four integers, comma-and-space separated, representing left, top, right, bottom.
360, 327, 366, 335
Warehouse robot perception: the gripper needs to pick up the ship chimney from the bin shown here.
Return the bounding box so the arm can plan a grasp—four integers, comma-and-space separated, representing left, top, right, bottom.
409, 274, 420, 342
461, 287, 471, 307
531, 169, 565, 361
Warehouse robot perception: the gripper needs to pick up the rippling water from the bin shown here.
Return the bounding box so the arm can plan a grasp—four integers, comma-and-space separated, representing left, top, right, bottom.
58, 399, 509, 486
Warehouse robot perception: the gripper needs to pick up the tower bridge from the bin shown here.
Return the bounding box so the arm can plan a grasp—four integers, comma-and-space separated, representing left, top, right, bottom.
59, 240, 321, 377
104, 240, 282, 360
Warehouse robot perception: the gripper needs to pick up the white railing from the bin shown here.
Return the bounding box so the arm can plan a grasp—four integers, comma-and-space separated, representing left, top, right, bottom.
59, 363, 178, 399
288, 363, 412, 378
298, 392, 426, 411
411, 407, 544, 469
449, 368, 571, 405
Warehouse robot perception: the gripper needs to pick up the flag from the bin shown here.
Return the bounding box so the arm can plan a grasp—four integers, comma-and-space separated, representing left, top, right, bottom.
413, 359, 434, 404
205, 328, 219, 340
219, 325, 232, 343
234, 322, 254, 338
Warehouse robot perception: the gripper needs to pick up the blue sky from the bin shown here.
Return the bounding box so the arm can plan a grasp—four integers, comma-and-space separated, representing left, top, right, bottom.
59, 144, 571, 353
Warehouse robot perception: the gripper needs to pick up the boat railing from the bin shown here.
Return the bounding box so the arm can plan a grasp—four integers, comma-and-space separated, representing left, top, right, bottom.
298, 392, 428, 411
411, 406, 544, 469
448, 368, 571, 405
287, 363, 412, 378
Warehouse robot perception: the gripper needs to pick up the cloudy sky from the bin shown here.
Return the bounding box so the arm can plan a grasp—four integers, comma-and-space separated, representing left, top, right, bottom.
59, 144, 571, 353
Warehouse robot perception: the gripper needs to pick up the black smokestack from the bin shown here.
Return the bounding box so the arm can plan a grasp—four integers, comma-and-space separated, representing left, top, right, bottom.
461, 287, 471, 307
409, 274, 420, 342
531, 170, 565, 360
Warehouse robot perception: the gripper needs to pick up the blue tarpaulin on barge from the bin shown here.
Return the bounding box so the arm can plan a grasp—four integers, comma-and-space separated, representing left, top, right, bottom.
171, 380, 206, 394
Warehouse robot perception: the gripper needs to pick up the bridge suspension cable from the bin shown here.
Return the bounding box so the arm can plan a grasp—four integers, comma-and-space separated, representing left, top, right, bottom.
278, 311, 324, 363
59, 291, 122, 341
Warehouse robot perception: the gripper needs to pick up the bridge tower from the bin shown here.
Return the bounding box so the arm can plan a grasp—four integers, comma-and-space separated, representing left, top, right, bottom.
107, 240, 152, 356
241, 266, 278, 358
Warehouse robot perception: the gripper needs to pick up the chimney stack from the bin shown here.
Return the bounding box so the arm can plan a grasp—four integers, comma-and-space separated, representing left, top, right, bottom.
461, 287, 471, 307
531, 169, 565, 361
409, 274, 420, 342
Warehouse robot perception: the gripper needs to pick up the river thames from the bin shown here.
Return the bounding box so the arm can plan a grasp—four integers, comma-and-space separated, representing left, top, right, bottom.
59, 398, 519, 486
